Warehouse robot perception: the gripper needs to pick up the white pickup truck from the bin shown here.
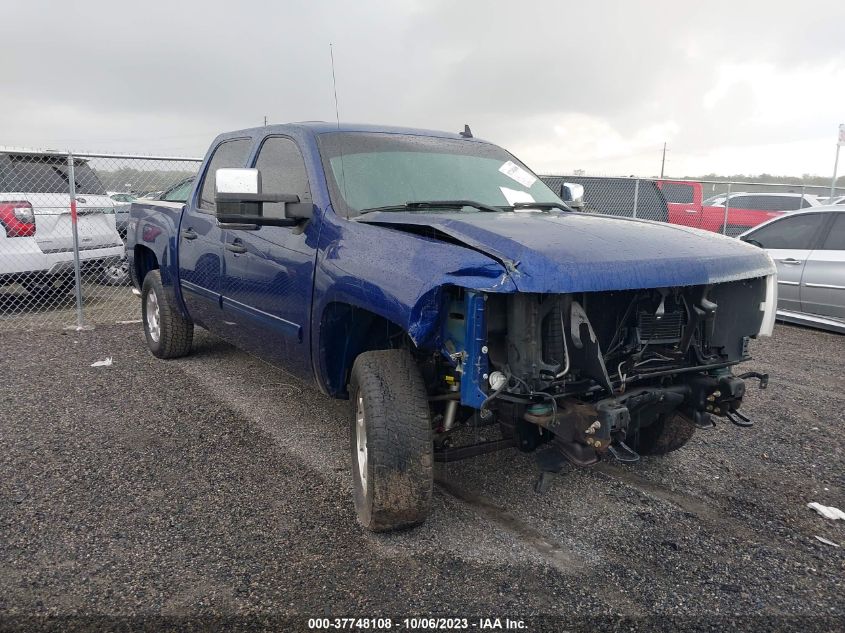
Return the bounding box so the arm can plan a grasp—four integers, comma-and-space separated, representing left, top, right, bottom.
0, 151, 125, 295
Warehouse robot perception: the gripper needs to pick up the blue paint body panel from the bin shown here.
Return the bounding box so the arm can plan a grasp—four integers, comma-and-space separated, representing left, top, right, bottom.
127, 122, 775, 401
354, 211, 774, 293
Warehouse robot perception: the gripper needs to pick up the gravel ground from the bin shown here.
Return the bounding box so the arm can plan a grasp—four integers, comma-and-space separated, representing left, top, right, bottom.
1, 323, 843, 632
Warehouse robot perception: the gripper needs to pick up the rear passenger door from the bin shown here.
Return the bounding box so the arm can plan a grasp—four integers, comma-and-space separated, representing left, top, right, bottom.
743, 213, 827, 312
219, 136, 320, 379
800, 213, 845, 319
178, 138, 251, 330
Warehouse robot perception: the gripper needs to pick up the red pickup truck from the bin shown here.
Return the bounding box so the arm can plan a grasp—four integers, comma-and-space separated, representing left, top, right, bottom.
657, 180, 822, 236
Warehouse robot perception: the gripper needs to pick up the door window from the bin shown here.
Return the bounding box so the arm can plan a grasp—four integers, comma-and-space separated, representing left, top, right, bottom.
254, 137, 312, 216
198, 139, 252, 213
745, 213, 825, 249
821, 214, 845, 250
661, 183, 694, 204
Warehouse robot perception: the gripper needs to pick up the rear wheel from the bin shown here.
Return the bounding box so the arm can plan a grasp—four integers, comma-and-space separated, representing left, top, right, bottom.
634, 412, 696, 455
349, 349, 433, 532
99, 259, 130, 286
141, 270, 193, 359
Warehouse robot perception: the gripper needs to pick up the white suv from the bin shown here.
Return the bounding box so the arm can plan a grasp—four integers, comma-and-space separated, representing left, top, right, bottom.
0, 151, 125, 294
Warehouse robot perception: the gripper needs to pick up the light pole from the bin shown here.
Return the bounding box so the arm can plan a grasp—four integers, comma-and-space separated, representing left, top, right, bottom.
832, 124, 845, 199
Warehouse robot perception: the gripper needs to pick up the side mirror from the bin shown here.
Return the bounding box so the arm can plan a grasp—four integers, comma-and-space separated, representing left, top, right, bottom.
560, 182, 585, 210
214, 168, 312, 226
740, 236, 764, 248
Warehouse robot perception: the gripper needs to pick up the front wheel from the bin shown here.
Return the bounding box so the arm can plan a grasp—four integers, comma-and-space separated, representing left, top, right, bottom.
349, 349, 433, 532
141, 270, 193, 359
634, 412, 696, 455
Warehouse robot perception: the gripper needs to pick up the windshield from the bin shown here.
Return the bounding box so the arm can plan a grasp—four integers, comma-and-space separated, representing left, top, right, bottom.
317, 132, 562, 216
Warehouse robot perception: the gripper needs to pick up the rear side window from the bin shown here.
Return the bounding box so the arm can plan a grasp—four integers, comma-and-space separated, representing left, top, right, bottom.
821, 214, 845, 250
746, 213, 825, 249
661, 183, 694, 204
253, 137, 312, 215
0, 155, 107, 195
198, 139, 252, 212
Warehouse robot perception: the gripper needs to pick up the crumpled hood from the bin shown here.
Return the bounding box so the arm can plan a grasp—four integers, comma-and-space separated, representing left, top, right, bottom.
355, 211, 775, 293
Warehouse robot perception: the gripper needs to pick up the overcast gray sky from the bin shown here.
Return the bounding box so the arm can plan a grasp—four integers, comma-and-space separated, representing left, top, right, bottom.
2, 0, 844, 177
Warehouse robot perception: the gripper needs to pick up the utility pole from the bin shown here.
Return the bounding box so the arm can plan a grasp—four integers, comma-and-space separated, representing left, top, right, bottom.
832, 124, 844, 198
660, 142, 667, 178
264, 115, 268, 126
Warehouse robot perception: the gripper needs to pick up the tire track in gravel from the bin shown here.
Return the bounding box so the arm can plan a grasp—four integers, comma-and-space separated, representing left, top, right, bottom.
434, 475, 645, 617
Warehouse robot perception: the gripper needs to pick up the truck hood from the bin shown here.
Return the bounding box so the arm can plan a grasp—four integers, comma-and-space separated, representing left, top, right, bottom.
355, 211, 775, 293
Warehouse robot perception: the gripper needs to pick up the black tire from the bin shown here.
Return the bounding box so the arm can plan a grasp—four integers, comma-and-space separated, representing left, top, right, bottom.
635, 412, 696, 456
141, 270, 193, 359
348, 349, 433, 532
22, 275, 73, 298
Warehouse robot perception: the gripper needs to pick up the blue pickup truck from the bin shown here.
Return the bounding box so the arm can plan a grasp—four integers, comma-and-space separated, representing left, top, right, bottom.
127, 123, 776, 531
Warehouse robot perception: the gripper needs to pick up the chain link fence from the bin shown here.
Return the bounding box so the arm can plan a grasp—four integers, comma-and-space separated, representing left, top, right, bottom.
3, 149, 843, 331
0, 148, 202, 331
541, 175, 845, 236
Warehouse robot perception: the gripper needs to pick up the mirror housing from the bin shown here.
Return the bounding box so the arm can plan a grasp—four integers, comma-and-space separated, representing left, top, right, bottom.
740, 235, 764, 248
560, 182, 585, 210
214, 168, 312, 226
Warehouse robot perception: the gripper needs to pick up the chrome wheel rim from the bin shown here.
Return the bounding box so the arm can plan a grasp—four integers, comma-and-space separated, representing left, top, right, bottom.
146, 290, 161, 343
355, 394, 368, 494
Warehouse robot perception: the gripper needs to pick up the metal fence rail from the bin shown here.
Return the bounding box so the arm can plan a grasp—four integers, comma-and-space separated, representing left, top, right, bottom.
0, 147, 202, 331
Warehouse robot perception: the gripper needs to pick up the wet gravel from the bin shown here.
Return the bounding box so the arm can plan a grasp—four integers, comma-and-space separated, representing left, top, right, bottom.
0, 323, 843, 632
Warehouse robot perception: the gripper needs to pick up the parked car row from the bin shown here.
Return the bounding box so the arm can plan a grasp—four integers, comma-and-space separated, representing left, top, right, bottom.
658, 180, 822, 236
0, 151, 202, 300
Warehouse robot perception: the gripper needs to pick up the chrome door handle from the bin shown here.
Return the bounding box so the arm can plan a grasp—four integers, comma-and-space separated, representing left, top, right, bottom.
226, 241, 247, 254
781, 258, 802, 265
182, 229, 198, 240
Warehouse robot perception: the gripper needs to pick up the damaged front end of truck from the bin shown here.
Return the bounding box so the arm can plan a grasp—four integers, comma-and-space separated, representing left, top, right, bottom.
426, 274, 775, 486
350, 207, 777, 482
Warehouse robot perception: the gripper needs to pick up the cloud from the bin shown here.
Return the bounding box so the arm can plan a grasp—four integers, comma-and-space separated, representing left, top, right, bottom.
1, 0, 843, 176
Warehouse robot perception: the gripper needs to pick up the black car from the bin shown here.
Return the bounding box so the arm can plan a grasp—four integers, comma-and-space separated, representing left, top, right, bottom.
541, 176, 669, 223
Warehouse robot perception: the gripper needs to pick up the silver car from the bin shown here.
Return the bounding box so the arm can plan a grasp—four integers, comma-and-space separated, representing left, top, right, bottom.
740, 207, 845, 333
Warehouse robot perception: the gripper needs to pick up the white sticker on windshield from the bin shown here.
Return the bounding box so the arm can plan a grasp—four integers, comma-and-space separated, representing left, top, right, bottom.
499, 160, 537, 188
500, 186, 536, 206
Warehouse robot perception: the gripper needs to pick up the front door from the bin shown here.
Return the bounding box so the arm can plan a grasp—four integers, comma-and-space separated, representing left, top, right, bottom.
742, 212, 827, 313
178, 138, 252, 330
220, 136, 321, 380
801, 213, 845, 319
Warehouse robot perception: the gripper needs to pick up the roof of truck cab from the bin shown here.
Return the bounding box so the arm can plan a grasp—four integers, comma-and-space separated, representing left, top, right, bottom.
218, 122, 491, 143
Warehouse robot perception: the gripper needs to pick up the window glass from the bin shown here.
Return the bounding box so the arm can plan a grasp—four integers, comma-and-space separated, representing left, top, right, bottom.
254, 137, 312, 219
746, 213, 825, 249
821, 213, 845, 250
198, 139, 252, 212
0, 155, 107, 194
162, 178, 194, 203
661, 183, 694, 204
729, 195, 801, 211
317, 132, 560, 216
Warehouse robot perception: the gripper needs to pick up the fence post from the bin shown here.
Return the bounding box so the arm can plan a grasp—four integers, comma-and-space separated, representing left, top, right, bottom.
721, 182, 732, 235
66, 153, 85, 330
632, 179, 640, 218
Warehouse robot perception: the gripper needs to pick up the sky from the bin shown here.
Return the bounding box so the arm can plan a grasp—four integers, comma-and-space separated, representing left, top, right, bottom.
2, 0, 844, 178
